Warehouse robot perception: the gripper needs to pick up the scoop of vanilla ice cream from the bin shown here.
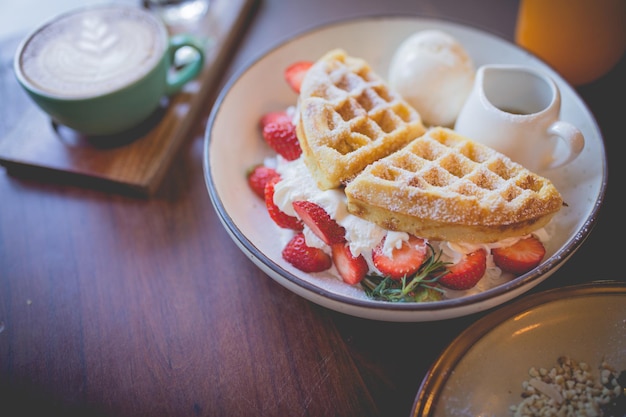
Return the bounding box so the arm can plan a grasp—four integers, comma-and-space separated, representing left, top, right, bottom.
388, 30, 475, 127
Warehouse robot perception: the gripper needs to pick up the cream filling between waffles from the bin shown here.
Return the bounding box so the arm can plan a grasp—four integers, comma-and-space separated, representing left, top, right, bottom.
270, 154, 551, 284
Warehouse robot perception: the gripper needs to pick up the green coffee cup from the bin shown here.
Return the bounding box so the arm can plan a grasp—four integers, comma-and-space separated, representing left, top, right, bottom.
14, 4, 205, 136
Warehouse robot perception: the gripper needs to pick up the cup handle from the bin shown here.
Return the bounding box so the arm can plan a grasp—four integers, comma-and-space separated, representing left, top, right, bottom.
546, 121, 585, 170
164, 34, 206, 96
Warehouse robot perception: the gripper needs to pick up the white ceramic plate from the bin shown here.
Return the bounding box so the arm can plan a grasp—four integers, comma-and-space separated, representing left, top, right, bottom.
203, 16, 607, 322
412, 281, 626, 416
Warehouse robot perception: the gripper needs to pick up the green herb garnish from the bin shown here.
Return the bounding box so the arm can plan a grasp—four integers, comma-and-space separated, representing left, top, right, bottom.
361, 244, 449, 303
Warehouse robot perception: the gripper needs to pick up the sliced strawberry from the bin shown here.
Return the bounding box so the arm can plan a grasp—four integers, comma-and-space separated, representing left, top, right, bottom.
262, 121, 302, 161
258, 110, 291, 131
284, 61, 313, 94
292, 201, 346, 245
247, 165, 280, 199
283, 232, 332, 273
264, 176, 303, 231
331, 242, 368, 285
372, 235, 428, 280
438, 250, 487, 290
492, 236, 546, 276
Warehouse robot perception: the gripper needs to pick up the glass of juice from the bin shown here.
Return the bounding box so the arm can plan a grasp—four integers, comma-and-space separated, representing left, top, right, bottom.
515, 0, 626, 86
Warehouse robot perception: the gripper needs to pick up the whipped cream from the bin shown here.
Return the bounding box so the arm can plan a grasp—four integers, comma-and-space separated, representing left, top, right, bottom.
273, 156, 385, 263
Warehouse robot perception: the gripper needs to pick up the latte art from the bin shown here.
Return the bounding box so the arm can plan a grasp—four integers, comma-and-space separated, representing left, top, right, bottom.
19, 7, 166, 98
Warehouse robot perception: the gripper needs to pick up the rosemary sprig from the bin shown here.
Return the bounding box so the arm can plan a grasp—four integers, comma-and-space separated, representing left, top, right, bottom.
361, 244, 449, 303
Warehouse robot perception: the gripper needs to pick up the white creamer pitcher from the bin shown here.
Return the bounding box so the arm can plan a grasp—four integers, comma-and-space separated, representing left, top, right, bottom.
454, 64, 584, 172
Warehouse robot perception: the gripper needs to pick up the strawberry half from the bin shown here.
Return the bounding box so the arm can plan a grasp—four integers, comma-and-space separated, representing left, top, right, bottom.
284, 61, 313, 94
372, 235, 428, 280
262, 120, 302, 161
331, 242, 368, 285
292, 200, 346, 245
258, 110, 291, 131
247, 165, 280, 199
283, 233, 332, 273
438, 249, 487, 290
492, 236, 546, 276
264, 176, 303, 231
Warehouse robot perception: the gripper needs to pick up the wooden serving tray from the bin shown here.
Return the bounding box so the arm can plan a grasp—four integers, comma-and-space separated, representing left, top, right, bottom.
0, 0, 258, 197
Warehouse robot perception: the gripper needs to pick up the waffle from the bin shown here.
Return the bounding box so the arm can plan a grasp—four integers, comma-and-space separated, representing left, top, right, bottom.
296, 49, 426, 190
344, 127, 564, 243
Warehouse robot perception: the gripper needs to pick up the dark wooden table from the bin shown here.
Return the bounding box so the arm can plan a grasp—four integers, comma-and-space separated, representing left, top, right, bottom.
1, 1, 624, 416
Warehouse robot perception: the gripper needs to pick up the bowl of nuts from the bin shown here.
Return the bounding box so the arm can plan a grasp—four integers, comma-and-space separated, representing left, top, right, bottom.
412, 280, 626, 417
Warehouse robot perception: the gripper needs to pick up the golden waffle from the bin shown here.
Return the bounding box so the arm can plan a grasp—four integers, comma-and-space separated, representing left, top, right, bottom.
344, 127, 564, 243
296, 49, 426, 190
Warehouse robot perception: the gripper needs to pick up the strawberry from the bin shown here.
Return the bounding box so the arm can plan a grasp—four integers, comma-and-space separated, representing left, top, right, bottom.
284, 61, 313, 94
258, 110, 291, 131
264, 176, 303, 231
331, 242, 368, 285
372, 235, 428, 280
247, 165, 280, 199
438, 249, 487, 290
492, 236, 546, 276
292, 201, 346, 245
283, 232, 332, 273
262, 121, 302, 161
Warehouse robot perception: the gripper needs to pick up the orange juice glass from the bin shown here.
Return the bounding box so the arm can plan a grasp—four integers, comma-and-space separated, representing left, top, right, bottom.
515, 0, 626, 86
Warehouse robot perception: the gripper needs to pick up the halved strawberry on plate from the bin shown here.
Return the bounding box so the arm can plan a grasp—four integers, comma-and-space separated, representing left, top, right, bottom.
492, 236, 546, 276
292, 200, 346, 245
438, 249, 487, 290
284, 61, 313, 94
283, 232, 332, 273
247, 164, 280, 200
372, 235, 428, 281
262, 120, 302, 161
331, 242, 368, 285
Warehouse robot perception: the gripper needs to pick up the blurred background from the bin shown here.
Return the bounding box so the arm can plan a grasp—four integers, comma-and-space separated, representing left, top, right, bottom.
0, 1, 114, 39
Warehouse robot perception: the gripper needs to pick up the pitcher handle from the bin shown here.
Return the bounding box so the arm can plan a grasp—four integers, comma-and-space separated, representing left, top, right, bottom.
546, 121, 585, 170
